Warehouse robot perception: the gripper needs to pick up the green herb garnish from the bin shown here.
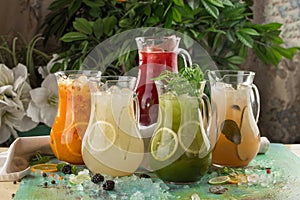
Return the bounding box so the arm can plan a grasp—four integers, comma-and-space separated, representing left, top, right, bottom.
29, 151, 51, 166
153, 64, 205, 97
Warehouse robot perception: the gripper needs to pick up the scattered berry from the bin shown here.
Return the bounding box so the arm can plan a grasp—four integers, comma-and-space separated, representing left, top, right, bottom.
102, 180, 115, 191
266, 167, 271, 174
43, 182, 48, 187
51, 180, 56, 184
13, 181, 17, 184
61, 164, 72, 174
91, 173, 104, 184
12, 193, 15, 198
139, 173, 151, 178
42, 172, 47, 177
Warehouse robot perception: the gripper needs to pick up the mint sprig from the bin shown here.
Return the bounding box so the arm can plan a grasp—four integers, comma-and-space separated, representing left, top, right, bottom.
153, 64, 205, 97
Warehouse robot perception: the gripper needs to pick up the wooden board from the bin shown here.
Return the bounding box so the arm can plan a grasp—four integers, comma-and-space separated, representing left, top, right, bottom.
14, 144, 300, 199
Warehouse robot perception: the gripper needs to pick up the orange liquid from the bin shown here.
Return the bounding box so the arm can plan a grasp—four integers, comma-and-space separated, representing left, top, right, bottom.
212, 89, 260, 167
50, 80, 91, 164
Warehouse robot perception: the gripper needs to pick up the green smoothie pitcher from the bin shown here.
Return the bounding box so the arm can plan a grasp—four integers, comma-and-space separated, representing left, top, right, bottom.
149, 76, 213, 183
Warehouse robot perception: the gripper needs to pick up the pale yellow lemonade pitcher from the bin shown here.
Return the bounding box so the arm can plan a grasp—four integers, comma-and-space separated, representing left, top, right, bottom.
208, 70, 260, 167
81, 76, 144, 177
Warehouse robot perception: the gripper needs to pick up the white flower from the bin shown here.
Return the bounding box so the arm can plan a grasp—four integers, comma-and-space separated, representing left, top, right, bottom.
38, 54, 64, 79
27, 74, 58, 127
0, 63, 38, 143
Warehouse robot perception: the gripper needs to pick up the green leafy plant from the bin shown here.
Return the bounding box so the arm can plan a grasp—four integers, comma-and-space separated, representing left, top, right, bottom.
0, 34, 51, 88
42, 0, 299, 73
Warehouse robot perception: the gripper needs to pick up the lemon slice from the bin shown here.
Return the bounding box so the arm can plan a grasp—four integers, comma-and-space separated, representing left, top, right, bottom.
178, 121, 210, 157
64, 125, 83, 158
87, 121, 116, 152
150, 127, 178, 161
31, 164, 58, 173
208, 176, 230, 185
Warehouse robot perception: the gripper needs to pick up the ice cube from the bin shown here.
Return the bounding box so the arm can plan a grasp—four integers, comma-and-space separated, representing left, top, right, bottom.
108, 85, 121, 94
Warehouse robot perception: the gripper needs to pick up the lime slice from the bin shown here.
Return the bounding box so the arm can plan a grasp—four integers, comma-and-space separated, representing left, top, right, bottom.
87, 121, 116, 152
150, 127, 178, 161
178, 121, 210, 156
208, 176, 230, 185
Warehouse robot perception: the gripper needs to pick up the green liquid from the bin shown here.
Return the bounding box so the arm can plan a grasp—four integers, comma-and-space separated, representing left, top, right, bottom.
150, 94, 212, 183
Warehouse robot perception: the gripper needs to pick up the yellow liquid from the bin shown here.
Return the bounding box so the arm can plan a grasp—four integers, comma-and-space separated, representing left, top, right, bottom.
82, 90, 144, 176
212, 85, 260, 167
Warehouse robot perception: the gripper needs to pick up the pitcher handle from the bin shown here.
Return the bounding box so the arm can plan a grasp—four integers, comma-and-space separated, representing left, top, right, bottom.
177, 48, 193, 67
200, 93, 212, 134
251, 84, 260, 123
133, 92, 140, 125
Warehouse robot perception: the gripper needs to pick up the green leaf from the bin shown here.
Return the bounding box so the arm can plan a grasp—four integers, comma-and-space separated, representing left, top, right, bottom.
172, 7, 182, 22
239, 28, 260, 36
145, 17, 160, 25
48, 0, 69, 10
227, 56, 245, 64
222, 0, 233, 6
119, 18, 132, 28
73, 18, 92, 35
206, 0, 224, 8
103, 16, 117, 35
201, 0, 219, 19
164, 10, 173, 28
60, 32, 88, 42
253, 44, 271, 64
187, 0, 200, 9
68, 0, 82, 17
93, 18, 104, 38
266, 47, 282, 66
173, 0, 185, 7
236, 32, 253, 48
271, 46, 298, 60
221, 119, 241, 145
83, 0, 105, 8
226, 30, 236, 43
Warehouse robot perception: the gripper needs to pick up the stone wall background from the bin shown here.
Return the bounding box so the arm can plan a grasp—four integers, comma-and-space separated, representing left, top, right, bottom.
244, 0, 300, 143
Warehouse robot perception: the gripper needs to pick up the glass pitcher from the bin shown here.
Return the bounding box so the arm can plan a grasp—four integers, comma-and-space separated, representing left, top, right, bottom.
82, 76, 144, 177
149, 77, 213, 183
50, 70, 101, 164
208, 70, 260, 167
135, 36, 192, 126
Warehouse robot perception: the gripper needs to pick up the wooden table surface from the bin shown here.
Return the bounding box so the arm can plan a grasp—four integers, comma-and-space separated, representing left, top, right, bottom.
1, 144, 300, 200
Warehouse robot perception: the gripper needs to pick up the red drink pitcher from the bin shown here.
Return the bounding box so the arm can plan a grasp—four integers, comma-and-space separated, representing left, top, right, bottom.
135, 36, 192, 127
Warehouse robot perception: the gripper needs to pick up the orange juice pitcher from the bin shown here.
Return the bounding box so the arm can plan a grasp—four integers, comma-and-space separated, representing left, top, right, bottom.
50, 70, 101, 164
208, 70, 260, 167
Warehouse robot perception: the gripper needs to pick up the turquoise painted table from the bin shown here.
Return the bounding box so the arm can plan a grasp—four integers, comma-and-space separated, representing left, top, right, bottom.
14, 144, 300, 200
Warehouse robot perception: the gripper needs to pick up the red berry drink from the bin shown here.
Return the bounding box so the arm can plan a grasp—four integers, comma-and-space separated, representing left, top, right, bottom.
136, 49, 178, 126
